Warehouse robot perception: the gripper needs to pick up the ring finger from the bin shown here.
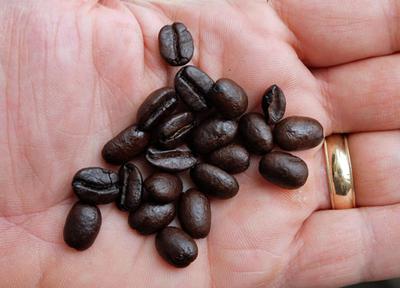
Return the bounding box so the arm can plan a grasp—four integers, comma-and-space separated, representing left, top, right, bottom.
348, 130, 400, 207
316, 130, 400, 210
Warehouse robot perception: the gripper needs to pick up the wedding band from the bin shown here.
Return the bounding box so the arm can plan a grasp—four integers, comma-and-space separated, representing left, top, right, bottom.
324, 134, 356, 209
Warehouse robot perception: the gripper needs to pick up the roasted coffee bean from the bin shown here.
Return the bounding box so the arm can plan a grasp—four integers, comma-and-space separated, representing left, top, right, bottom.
262, 84, 286, 124
146, 145, 197, 172
72, 167, 119, 205
259, 151, 308, 189
156, 112, 195, 149
128, 202, 176, 235
239, 112, 273, 155
156, 227, 198, 268
192, 117, 238, 154
175, 66, 214, 111
137, 87, 178, 131
144, 173, 182, 204
159, 22, 194, 66
209, 78, 248, 119
117, 162, 143, 212
274, 116, 324, 151
208, 144, 250, 174
102, 124, 150, 165
190, 163, 239, 199
63, 201, 102, 251
178, 189, 211, 239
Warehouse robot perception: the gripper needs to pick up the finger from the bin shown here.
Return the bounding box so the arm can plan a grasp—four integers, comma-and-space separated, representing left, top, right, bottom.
271, 0, 400, 67
288, 204, 400, 287
316, 131, 400, 210
348, 131, 400, 207
314, 54, 400, 133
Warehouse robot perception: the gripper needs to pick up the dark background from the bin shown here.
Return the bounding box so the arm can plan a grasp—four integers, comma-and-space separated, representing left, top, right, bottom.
347, 279, 400, 288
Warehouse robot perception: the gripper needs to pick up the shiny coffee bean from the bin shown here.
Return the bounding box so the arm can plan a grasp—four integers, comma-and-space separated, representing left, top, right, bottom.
274, 116, 324, 151
190, 163, 239, 199
209, 78, 248, 119
117, 162, 143, 212
146, 145, 197, 172
156, 112, 195, 149
102, 124, 150, 165
72, 167, 119, 205
178, 189, 211, 239
262, 84, 286, 124
159, 22, 194, 66
128, 202, 176, 235
63, 201, 102, 251
208, 144, 250, 174
192, 117, 238, 154
239, 112, 273, 155
156, 227, 198, 268
144, 173, 182, 204
137, 87, 178, 131
175, 65, 214, 111
259, 151, 308, 189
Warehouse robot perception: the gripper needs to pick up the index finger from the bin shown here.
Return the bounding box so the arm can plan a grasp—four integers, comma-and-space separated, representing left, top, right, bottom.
271, 0, 400, 67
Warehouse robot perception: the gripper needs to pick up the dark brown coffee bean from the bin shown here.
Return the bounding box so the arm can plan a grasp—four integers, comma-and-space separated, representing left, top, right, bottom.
156, 227, 198, 268
137, 87, 178, 131
128, 202, 176, 235
72, 167, 119, 205
192, 117, 238, 154
239, 112, 273, 155
178, 189, 211, 239
144, 173, 182, 204
175, 65, 214, 111
208, 144, 250, 174
102, 124, 150, 165
117, 162, 143, 212
274, 116, 324, 151
156, 112, 195, 149
63, 201, 102, 251
190, 163, 239, 199
262, 84, 286, 124
146, 145, 197, 172
259, 151, 308, 189
209, 78, 248, 119
159, 22, 194, 66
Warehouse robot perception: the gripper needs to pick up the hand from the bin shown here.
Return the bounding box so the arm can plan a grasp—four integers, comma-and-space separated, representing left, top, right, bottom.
0, 0, 399, 287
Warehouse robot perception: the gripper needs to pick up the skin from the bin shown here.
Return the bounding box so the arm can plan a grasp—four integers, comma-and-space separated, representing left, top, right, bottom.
0, 0, 399, 287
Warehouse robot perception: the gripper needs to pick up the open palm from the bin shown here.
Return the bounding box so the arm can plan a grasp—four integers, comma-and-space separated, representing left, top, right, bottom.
1, 0, 399, 287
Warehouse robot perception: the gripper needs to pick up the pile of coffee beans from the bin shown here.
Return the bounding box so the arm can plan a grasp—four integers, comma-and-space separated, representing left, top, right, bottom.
63, 22, 324, 267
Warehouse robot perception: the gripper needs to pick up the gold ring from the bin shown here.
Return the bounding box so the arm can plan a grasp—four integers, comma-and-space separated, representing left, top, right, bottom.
324, 134, 356, 209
